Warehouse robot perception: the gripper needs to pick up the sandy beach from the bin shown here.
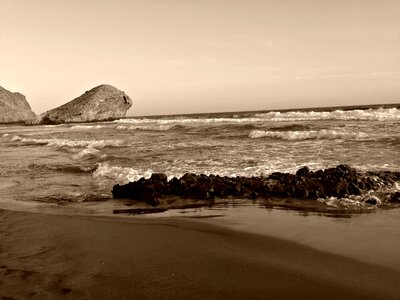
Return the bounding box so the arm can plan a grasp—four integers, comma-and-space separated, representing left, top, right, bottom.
1, 209, 399, 299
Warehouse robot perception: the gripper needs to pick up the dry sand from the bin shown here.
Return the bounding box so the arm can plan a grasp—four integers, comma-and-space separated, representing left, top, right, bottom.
1, 209, 399, 299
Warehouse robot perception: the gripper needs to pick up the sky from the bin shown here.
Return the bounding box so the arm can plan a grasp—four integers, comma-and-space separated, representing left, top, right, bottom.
1, 0, 399, 116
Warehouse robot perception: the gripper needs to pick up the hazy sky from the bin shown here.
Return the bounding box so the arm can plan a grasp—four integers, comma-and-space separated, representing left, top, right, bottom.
1, 0, 399, 116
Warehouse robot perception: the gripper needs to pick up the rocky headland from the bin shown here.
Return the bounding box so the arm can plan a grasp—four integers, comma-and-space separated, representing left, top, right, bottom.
0, 86, 36, 123
27, 84, 132, 125
112, 165, 400, 207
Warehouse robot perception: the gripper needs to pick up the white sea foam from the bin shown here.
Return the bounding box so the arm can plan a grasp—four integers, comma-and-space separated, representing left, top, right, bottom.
255, 108, 400, 122
94, 162, 153, 184
11, 135, 21, 141
72, 147, 102, 160
115, 124, 175, 131
318, 180, 400, 208
249, 129, 369, 140
319, 197, 368, 209
93, 160, 323, 185
318, 193, 384, 209
10, 135, 123, 149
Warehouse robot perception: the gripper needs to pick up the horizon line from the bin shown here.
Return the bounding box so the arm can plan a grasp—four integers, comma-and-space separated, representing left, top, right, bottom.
129, 102, 400, 119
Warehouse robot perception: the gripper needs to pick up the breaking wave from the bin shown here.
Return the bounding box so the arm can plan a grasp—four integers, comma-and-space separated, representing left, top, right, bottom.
10, 135, 123, 149
72, 147, 107, 160
111, 108, 400, 127
255, 108, 400, 121
93, 162, 153, 184
249, 129, 369, 140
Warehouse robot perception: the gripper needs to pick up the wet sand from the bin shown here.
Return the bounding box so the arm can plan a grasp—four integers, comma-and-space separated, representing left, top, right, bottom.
1, 209, 399, 299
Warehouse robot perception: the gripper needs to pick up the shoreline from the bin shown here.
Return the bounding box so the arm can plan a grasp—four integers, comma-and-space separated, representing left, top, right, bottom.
1, 208, 399, 299
2, 196, 400, 269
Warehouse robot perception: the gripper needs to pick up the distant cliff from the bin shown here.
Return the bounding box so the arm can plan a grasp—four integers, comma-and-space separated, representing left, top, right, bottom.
0, 86, 36, 123
27, 84, 132, 125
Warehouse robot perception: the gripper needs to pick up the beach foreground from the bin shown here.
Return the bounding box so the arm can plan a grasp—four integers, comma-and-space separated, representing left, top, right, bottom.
1, 209, 399, 299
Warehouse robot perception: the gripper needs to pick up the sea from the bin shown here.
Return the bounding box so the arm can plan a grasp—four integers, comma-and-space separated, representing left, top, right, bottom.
1, 104, 400, 269
1, 104, 399, 207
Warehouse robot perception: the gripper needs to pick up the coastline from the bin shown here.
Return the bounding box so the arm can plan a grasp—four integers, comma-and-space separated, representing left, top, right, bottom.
1, 208, 399, 299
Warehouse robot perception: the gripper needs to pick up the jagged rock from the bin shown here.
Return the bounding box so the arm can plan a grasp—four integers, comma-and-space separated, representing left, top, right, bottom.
112, 165, 400, 206
0, 86, 36, 123
296, 166, 310, 176
26, 84, 132, 124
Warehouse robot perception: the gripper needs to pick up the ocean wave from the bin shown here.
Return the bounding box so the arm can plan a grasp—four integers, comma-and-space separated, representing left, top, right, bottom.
28, 163, 95, 174
268, 124, 312, 131
207, 123, 260, 131
93, 162, 153, 184
114, 108, 400, 127
114, 117, 265, 125
72, 147, 107, 160
249, 129, 369, 140
115, 124, 179, 131
10, 135, 123, 149
115, 122, 265, 136
255, 108, 400, 121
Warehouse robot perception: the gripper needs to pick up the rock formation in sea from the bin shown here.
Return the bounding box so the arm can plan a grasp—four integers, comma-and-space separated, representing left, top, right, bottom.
27, 84, 132, 124
0, 86, 36, 123
112, 165, 400, 207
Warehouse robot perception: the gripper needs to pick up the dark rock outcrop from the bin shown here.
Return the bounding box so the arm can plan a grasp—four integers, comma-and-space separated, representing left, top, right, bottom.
0, 86, 36, 123
27, 84, 132, 124
112, 165, 400, 206
389, 191, 400, 203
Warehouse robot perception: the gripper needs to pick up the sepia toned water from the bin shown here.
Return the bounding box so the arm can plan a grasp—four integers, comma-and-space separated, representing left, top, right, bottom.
1, 106, 400, 207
